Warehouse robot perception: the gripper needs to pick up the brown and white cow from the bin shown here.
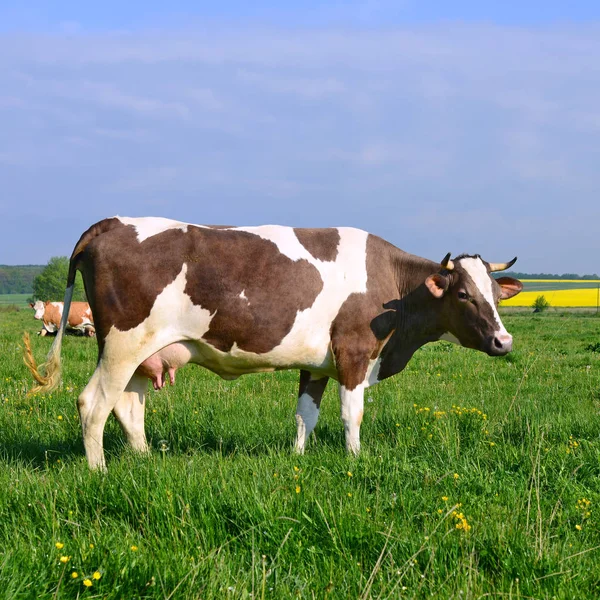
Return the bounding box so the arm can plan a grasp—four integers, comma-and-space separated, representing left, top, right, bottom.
25, 216, 522, 470
30, 300, 95, 337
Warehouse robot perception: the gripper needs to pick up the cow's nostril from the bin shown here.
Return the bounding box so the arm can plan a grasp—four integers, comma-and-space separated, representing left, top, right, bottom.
494, 337, 503, 349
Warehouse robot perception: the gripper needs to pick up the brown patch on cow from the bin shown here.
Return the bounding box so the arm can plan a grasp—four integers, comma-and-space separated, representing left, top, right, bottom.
79, 221, 324, 354
294, 228, 340, 262
298, 369, 329, 408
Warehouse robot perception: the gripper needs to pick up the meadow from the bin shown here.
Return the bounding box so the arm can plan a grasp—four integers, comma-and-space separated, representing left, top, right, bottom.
1, 308, 599, 599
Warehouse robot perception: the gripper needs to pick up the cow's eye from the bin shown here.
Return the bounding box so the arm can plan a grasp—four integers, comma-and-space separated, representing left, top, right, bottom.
457, 291, 469, 301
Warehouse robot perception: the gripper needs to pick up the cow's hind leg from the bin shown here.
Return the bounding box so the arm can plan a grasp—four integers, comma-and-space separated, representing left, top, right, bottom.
113, 373, 149, 453
295, 370, 328, 453
77, 361, 136, 470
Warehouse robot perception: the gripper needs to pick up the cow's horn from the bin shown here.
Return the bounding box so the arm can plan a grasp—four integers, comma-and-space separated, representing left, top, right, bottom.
489, 257, 517, 272
440, 252, 454, 270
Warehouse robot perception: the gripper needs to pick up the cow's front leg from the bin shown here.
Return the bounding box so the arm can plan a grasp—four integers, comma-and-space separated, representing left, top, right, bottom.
339, 383, 365, 455
333, 341, 372, 455
295, 370, 328, 453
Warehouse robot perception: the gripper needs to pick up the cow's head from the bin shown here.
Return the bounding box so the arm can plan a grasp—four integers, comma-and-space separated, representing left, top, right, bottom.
31, 300, 46, 320
425, 254, 522, 356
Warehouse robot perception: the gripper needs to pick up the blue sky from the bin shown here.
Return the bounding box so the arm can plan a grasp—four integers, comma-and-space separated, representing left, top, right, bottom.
1, 2, 600, 273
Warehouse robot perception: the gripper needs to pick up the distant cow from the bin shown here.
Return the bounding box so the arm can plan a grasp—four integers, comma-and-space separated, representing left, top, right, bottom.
25, 216, 522, 470
30, 300, 95, 337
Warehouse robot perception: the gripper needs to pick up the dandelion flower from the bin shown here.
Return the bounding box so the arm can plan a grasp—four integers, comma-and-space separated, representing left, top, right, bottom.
83, 579, 92, 587
92, 571, 101, 580
575, 524, 582, 531
55, 542, 64, 550
130, 545, 138, 552
347, 492, 352, 498
293, 466, 300, 472
453, 473, 459, 480
442, 496, 449, 501
295, 486, 301, 494
71, 572, 78, 579
347, 471, 353, 477
60, 556, 71, 563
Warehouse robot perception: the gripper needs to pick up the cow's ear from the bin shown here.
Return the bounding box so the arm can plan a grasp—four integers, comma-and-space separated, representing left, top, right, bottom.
496, 277, 523, 300
425, 274, 449, 299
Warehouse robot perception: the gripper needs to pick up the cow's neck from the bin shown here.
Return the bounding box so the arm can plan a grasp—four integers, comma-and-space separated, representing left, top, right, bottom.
377, 252, 446, 380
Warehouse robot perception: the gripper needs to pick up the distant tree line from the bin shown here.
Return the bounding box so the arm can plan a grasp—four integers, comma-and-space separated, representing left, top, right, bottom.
1, 259, 86, 301
0, 265, 44, 294
498, 272, 600, 280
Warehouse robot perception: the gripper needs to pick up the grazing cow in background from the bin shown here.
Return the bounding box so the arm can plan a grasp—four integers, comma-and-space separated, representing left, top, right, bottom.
24, 216, 522, 470
30, 300, 95, 337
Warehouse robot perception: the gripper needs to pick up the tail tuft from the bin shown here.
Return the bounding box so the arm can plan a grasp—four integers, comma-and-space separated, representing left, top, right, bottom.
22, 332, 62, 396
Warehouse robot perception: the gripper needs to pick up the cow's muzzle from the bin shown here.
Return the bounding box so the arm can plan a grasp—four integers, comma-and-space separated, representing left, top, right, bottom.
485, 333, 513, 356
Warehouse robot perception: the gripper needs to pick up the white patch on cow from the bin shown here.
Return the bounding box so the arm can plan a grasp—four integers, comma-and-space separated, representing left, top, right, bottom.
459, 257, 508, 335
239, 290, 248, 301
33, 300, 45, 320
51, 302, 64, 318
440, 332, 462, 346
103, 264, 215, 367
261, 227, 369, 372
117, 216, 189, 243
233, 225, 313, 262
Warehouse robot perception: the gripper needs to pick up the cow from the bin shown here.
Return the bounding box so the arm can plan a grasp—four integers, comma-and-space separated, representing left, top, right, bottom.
30, 300, 95, 337
24, 216, 522, 470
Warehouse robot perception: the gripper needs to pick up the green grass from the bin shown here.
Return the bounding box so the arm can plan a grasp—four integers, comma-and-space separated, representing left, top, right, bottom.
1, 311, 600, 599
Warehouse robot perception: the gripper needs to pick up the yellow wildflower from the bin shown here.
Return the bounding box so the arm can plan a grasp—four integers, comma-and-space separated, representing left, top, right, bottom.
92, 571, 101, 580
575, 524, 582, 531
442, 496, 449, 501
71, 572, 78, 579
295, 486, 301, 494
83, 579, 92, 587
130, 545, 138, 552
347, 471, 353, 477
55, 542, 64, 550
453, 473, 459, 480
60, 556, 70, 563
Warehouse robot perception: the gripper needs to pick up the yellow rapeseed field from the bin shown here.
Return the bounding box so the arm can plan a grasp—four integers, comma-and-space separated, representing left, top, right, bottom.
501, 280, 600, 307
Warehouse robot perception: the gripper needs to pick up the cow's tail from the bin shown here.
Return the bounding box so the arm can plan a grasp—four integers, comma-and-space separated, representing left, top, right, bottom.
24, 218, 121, 396
23, 282, 75, 395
